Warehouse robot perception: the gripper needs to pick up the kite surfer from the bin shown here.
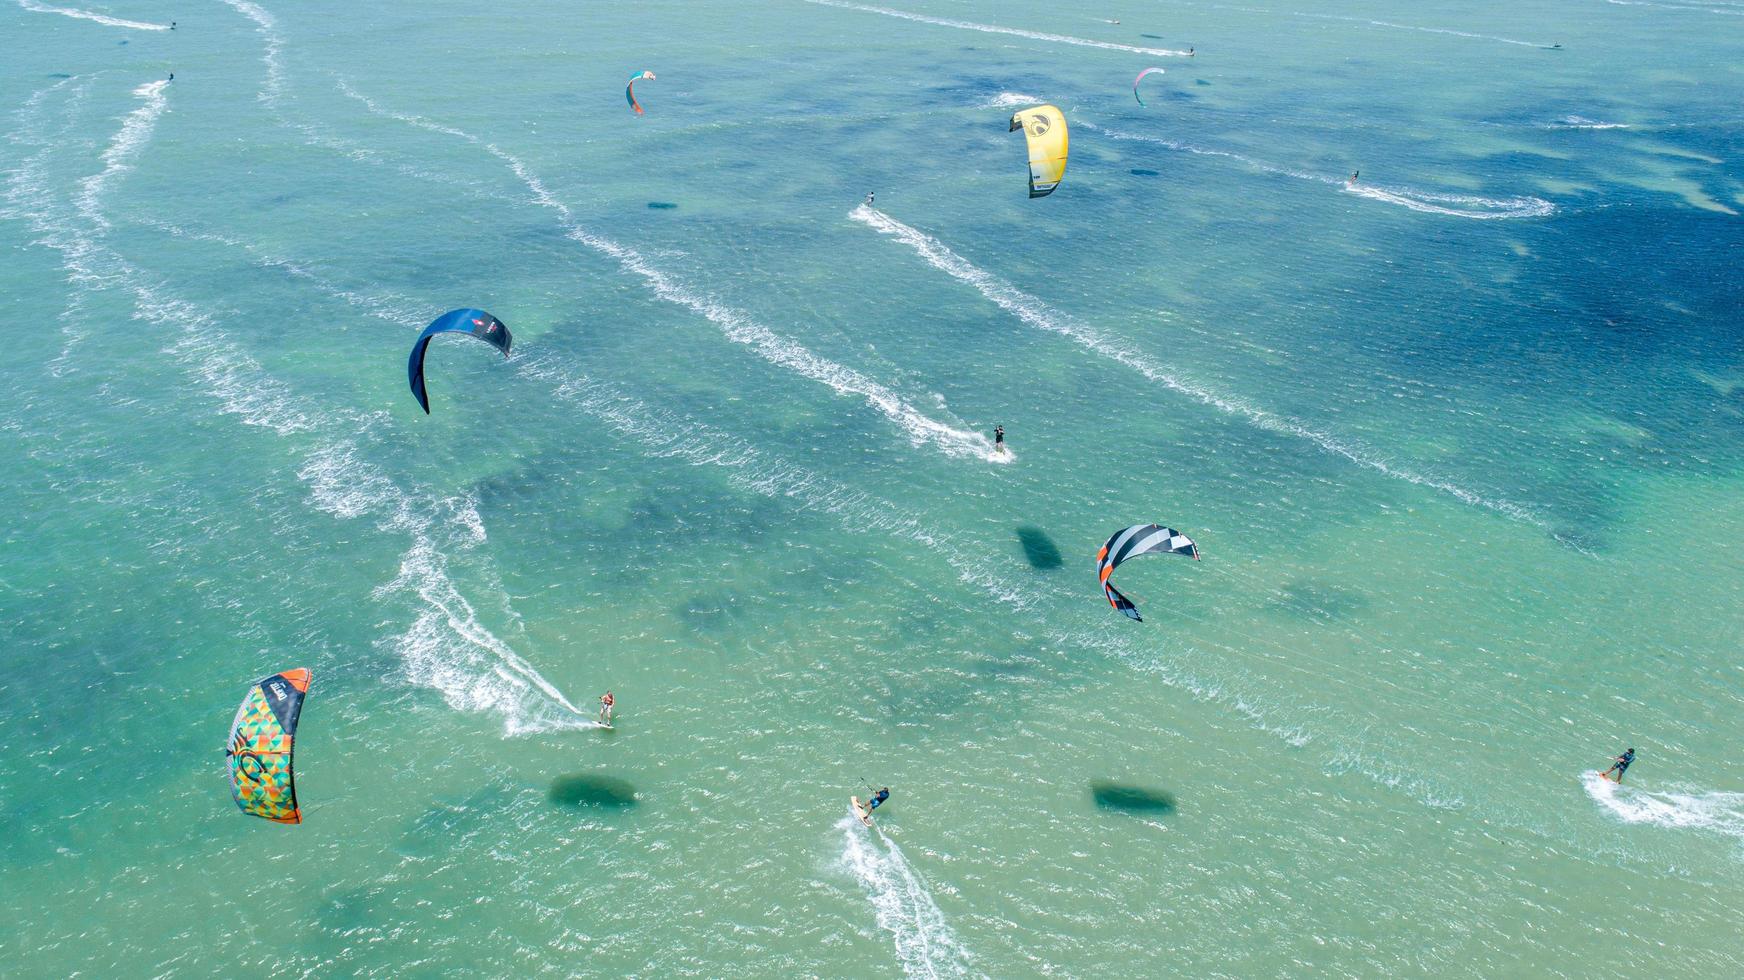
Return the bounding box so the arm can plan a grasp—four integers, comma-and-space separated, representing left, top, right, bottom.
866, 191, 874, 206
851, 787, 889, 824
994, 425, 1006, 455
1601, 748, 1635, 783
598, 691, 615, 726
1348, 170, 1359, 185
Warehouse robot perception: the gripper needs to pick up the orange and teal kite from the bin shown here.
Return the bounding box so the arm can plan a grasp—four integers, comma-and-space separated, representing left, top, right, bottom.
626, 71, 656, 114
226, 668, 310, 824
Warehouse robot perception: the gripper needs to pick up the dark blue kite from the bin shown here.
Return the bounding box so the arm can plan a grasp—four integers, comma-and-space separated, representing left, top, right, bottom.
407, 309, 511, 414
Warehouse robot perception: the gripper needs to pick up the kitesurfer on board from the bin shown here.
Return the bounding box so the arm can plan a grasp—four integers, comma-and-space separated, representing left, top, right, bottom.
1601, 748, 1635, 783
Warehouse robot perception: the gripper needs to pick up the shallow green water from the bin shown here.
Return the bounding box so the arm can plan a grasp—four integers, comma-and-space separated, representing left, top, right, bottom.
3, 0, 1743, 975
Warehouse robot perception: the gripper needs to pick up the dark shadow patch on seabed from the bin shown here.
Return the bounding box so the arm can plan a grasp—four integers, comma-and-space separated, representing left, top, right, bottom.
647, 202, 678, 209
549, 773, 639, 809
1130, 168, 1160, 177
1091, 780, 1175, 815
1015, 526, 1064, 569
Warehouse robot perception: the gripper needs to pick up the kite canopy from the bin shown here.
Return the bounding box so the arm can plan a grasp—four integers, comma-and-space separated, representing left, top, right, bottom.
1009, 104, 1069, 198
227, 668, 310, 824
1095, 524, 1199, 621
626, 70, 656, 114
1133, 67, 1165, 106
407, 309, 511, 414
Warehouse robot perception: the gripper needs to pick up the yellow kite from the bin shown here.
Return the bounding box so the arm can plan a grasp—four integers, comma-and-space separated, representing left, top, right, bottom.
1009, 104, 1069, 198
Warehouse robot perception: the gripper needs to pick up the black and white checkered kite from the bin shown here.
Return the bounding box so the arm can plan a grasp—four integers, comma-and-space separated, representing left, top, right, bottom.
1095, 524, 1200, 621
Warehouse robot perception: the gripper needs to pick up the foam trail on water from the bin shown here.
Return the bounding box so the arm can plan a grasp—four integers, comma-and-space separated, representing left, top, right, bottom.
216, 0, 285, 104
4, 85, 590, 737
1583, 772, 1744, 846
336, 80, 997, 462
1605, 0, 1744, 14
851, 205, 1544, 524
1539, 116, 1631, 131
800, 0, 1193, 56
15, 0, 168, 30
7, 75, 96, 375
1083, 122, 1555, 220
1343, 183, 1555, 220
979, 92, 1042, 110
76, 79, 168, 230
1353, 17, 1548, 46
220, 3, 507, 196
836, 817, 979, 978
1210, 4, 1553, 46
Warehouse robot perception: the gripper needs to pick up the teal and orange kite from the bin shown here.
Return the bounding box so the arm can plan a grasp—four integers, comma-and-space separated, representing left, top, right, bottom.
626, 71, 656, 114
226, 668, 310, 824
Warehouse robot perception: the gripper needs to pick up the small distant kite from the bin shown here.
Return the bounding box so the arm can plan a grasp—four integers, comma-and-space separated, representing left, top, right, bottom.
226, 668, 311, 824
1009, 104, 1069, 198
626, 71, 656, 114
407, 309, 512, 414
1095, 524, 1200, 621
1133, 67, 1166, 106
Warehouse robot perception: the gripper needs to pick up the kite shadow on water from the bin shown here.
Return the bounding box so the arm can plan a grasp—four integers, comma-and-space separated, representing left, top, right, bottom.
549, 773, 640, 810
1015, 526, 1065, 570
1091, 780, 1176, 815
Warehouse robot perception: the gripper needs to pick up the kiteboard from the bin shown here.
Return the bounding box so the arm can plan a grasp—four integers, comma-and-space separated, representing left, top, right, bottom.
850, 796, 873, 826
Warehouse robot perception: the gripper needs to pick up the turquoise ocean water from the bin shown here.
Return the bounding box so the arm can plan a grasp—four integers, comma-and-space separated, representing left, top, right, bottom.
3, 0, 1742, 975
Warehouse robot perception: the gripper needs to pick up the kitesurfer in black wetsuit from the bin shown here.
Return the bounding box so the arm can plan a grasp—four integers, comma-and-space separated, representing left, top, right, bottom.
1602, 747, 1635, 783
994, 425, 1005, 455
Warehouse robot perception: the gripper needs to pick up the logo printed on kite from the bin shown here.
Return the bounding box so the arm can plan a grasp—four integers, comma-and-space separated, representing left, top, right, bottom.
1029, 117, 1050, 136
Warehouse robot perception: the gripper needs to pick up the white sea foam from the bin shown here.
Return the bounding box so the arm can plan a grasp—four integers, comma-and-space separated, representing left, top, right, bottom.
1355, 17, 1548, 46
1083, 122, 1555, 220
1540, 115, 1631, 130
1211, 4, 1552, 46
1583, 771, 1744, 844
1343, 184, 1556, 220
75, 79, 168, 230
850, 205, 1544, 524
337, 81, 996, 461
375, 531, 599, 736
980, 91, 1042, 110
1605, 0, 1744, 14
15, 0, 168, 30
801, 0, 1193, 56
836, 816, 979, 979
217, 0, 285, 104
